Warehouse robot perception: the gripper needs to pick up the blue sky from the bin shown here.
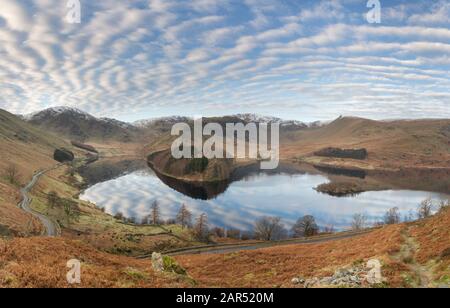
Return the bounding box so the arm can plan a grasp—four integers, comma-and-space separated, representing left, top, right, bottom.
0, 0, 449, 122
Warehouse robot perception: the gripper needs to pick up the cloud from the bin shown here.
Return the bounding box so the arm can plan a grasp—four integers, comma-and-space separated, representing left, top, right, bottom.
408, 1, 450, 26
0, 0, 448, 121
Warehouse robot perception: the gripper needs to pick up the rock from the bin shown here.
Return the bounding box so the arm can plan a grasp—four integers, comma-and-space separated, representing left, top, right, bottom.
300, 263, 372, 288
291, 277, 304, 285
151, 252, 164, 273
53, 148, 74, 163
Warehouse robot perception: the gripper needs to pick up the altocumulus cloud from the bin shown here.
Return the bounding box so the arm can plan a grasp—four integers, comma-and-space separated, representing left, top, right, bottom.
0, 0, 449, 121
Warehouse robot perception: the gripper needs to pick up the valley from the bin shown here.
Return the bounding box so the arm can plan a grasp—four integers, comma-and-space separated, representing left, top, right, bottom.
0, 107, 449, 288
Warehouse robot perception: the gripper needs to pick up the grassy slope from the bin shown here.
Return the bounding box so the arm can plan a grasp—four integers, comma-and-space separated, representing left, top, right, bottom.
176, 207, 450, 288
0, 237, 191, 288
0, 109, 199, 255
0, 109, 71, 235
283, 117, 450, 170
0, 208, 447, 288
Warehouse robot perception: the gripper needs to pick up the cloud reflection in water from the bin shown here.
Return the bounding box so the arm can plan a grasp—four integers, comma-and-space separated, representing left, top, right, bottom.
80, 170, 447, 231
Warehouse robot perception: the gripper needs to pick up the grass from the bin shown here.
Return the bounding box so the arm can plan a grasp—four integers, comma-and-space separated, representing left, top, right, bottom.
0, 237, 189, 288
175, 208, 450, 288
27, 165, 201, 256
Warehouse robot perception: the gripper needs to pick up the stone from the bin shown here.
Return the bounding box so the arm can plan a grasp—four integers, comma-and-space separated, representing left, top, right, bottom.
291, 277, 305, 285
151, 252, 164, 273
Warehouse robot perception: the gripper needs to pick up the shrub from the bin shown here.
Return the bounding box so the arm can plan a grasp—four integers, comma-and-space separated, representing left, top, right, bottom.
162, 256, 187, 275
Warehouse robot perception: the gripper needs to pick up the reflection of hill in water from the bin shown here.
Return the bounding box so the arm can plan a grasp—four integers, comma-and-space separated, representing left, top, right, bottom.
150, 169, 230, 200
148, 162, 308, 200
78, 159, 147, 187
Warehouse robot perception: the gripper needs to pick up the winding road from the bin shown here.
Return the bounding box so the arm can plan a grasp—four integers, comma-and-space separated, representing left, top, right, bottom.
19, 167, 61, 237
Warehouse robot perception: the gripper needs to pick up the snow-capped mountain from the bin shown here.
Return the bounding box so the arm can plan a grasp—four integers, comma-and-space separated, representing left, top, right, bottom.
23, 106, 94, 121
234, 113, 308, 129
133, 116, 192, 128
22, 107, 137, 142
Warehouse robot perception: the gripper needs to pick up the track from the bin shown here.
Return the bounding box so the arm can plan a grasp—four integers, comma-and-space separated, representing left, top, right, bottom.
138, 229, 374, 258
19, 167, 61, 237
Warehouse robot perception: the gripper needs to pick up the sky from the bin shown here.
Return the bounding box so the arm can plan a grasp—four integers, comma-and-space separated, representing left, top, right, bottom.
0, 0, 450, 122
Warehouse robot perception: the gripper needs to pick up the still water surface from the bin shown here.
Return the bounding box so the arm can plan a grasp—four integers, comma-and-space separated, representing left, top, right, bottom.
80, 168, 448, 231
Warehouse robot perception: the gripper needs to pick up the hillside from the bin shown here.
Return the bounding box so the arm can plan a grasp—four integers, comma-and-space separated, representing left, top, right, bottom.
144, 116, 450, 188
0, 109, 70, 235
24, 107, 138, 143
1, 204, 448, 288
0, 237, 190, 288
283, 116, 450, 170
176, 206, 450, 288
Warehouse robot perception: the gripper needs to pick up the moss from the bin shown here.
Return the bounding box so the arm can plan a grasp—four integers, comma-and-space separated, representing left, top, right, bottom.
437, 273, 450, 286
162, 256, 187, 275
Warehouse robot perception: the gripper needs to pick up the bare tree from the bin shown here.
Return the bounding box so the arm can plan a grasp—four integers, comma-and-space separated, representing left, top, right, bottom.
149, 200, 161, 225
3, 163, 21, 185
417, 198, 434, 219
211, 227, 225, 238
323, 225, 335, 233
194, 213, 209, 241
176, 204, 192, 228
292, 215, 319, 238
46, 191, 59, 209
351, 213, 367, 231
384, 207, 401, 225
114, 212, 124, 221
438, 199, 450, 213
254, 216, 287, 241
62, 198, 80, 226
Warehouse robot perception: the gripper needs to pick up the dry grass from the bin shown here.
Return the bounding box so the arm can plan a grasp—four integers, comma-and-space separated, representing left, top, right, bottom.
176, 225, 404, 288
282, 117, 450, 170
409, 207, 450, 284
0, 237, 190, 288
176, 208, 450, 288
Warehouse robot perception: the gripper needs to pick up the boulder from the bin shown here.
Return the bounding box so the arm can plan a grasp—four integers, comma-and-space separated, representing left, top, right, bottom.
53, 148, 74, 163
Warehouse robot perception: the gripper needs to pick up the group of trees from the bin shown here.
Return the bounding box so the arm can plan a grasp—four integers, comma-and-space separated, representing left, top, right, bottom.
253, 215, 320, 241
111, 197, 450, 243
46, 191, 80, 226
351, 197, 450, 231
114, 202, 210, 242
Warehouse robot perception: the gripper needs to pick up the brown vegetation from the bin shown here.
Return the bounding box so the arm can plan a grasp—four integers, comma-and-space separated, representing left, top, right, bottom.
0, 237, 189, 288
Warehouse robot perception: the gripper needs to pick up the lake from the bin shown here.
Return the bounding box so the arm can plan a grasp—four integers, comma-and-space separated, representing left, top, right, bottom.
80, 165, 449, 232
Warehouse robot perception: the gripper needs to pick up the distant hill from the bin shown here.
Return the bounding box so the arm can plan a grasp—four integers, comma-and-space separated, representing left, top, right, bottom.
0, 109, 66, 149
23, 107, 138, 142
282, 116, 450, 169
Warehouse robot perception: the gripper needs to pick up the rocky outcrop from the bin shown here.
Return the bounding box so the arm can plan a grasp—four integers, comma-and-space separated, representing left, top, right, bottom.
314, 147, 368, 160
292, 259, 386, 288
53, 148, 74, 162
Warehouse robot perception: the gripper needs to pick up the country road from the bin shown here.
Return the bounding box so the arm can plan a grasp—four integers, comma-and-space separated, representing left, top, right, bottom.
139, 229, 374, 258
19, 167, 61, 237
